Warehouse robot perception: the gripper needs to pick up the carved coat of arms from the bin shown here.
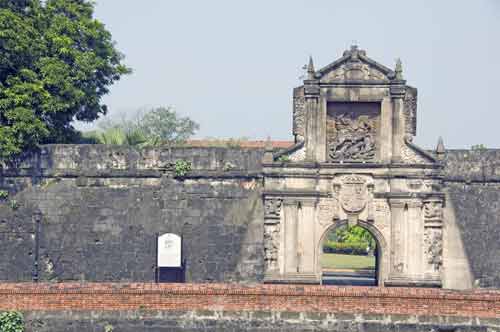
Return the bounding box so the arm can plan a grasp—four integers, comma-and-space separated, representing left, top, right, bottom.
339, 175, 368, 213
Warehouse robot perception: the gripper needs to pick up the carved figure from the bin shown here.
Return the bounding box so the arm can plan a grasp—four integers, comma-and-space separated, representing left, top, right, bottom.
264, 224, 279, 270
424, 201, 442, 220
424, 228, 443, 271
328, 113, 376, 161
264, 199, 282, 219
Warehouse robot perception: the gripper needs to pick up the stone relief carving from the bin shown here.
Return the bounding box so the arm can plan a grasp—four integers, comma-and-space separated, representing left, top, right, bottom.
264, 223, 280, 270
327, 113, 377, 161
293, 90, 306, 141
323, 63, 388, 82
339, 175, 368, 213
289, 146, 306, 162
404, 87, 417, 136
423, 200, 443, 272
424, 228, 443, 271
423, 201, 443, 220
400, 143, 429, 164
318, 198, 337, 226
264, 199, 282, 219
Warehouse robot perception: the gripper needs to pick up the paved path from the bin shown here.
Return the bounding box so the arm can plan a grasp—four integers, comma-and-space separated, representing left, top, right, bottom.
322, 271, 376, 286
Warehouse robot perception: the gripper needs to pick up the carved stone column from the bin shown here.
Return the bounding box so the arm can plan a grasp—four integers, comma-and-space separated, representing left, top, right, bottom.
423, 199, 443, 280
264, 198, 282, 279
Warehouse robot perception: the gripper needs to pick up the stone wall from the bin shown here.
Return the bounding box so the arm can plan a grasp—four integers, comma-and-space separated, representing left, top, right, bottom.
0, 283, 498, 332
0, 145, 266, 283
441, 150, 500, 288
1, 145, 500, 288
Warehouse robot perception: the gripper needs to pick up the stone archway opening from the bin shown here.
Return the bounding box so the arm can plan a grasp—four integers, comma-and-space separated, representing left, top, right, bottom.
320, 223, 380, 286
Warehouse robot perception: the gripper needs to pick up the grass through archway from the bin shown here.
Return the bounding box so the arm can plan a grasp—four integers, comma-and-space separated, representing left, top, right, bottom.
321, 224, 377, 286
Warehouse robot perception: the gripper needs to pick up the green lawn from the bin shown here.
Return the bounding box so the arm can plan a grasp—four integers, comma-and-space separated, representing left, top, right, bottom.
321, 253, 375, 270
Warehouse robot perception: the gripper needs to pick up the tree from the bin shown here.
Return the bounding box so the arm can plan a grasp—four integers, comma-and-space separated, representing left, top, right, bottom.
0, 0, 130, 160
334, 225, 376, 248
85, 106, 199, 147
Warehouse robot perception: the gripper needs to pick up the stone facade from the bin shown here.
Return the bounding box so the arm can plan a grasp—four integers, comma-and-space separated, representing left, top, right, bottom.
264, 46, 446, 287
0, 47, 499, 289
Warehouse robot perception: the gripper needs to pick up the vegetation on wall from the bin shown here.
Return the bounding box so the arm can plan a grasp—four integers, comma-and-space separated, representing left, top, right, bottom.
174, 160, 192, 177
0, 311, 24, 332
471, 144, 487, 150
0, 0, 130, 160
83, 106, 199, 147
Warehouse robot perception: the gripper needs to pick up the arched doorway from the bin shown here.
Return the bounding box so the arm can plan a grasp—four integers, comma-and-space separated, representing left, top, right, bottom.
319, 221, 384, 286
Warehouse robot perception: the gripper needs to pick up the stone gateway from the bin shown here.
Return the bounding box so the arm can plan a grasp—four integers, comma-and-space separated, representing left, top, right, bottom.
0, 46, 499, 290
263, 46, 444, 287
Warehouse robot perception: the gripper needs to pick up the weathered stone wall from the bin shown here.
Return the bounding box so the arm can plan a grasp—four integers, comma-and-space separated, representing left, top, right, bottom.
23, 310, 497, 332
441, 150, 500, 288
0, 145, 266, 283
1, 145, 500, 288
0, 283, 498, 332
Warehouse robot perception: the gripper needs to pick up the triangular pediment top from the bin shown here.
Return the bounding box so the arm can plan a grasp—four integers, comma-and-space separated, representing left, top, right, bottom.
314, 46, 396, 82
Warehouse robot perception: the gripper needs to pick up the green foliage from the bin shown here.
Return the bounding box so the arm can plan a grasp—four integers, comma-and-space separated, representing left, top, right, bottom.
82, 107, 198, 147
323, 241, 369, 255
0, 190, 8, 200
136, 106, 199, 144
174, 160, 192, 177
277, 155, 290, 162
471, 144, 487, 150
0, 311, 25, 332
334, 225, 376, 248
0, 0, 131, 160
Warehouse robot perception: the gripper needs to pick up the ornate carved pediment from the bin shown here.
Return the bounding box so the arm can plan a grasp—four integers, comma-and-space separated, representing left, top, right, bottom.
316, 46, 393, 83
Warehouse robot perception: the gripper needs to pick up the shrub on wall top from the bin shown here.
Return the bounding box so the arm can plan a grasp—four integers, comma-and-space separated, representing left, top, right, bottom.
0, 311, 24, 332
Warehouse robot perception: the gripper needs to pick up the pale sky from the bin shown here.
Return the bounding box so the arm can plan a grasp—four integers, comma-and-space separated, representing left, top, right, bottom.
81, 0, 500, 148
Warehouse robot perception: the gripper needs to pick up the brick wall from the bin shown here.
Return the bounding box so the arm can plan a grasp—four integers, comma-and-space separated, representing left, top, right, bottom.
1, 283, 499, 318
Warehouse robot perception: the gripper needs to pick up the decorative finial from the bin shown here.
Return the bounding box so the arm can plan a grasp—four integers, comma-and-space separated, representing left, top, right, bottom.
395, 58, 403, 80
307, 56, 315, 79
436, 136, 445, 157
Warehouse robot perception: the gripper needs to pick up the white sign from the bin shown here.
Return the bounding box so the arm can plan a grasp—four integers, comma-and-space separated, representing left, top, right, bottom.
157, 233, 182, 267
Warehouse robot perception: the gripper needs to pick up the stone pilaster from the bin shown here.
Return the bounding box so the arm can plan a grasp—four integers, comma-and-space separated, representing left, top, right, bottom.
388, 199, 407, 277
423, 199, 443, 280
263, 198, 282, 279
283, 200, 299, 275
390, 81, 406, 163
304, 79, 320, 161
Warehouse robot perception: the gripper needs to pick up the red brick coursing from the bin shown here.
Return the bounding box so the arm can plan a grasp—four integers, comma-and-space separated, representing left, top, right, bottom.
0, 283, 499, 318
